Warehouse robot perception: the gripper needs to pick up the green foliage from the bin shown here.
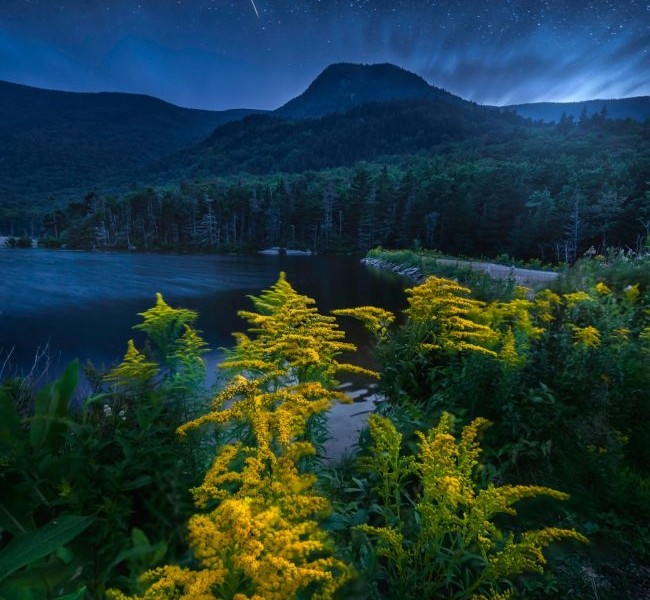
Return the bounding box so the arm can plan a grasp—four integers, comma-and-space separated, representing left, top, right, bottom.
0, 295, 211, 598
373, 255, 650, 598
0, 79, 258, 223
28, 361, 78, 451
4, 261, 650, 599
0, 365, 101, 598
133, 294, 202, 367
352, 414, 585, 599
0, 515, 94, 582
109, 273, 365, 600
19, 105, 648, 260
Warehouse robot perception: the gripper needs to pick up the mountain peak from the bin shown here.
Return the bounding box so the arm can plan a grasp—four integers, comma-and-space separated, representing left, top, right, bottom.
275, 62, 461, 119
312, 62, 430, 85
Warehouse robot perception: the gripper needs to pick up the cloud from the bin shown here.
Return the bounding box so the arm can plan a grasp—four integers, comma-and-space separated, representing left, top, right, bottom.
0, 0, 647, 109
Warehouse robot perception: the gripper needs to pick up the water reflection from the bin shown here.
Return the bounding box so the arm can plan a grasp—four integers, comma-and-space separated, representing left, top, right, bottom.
0, 249, 409, 377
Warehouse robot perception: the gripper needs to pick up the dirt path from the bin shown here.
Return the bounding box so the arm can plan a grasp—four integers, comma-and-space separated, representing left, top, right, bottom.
362, 256, 558, 287
434, 258, 559, 286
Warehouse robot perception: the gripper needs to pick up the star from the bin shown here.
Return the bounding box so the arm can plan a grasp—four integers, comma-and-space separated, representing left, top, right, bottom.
0, 0, 646, 109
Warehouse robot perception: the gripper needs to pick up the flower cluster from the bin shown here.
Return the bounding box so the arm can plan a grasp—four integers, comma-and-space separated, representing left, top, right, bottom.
404, 276, 498, 356
110, 274, 360, 600
221, 272, 376, 388
358, 413, 587, 599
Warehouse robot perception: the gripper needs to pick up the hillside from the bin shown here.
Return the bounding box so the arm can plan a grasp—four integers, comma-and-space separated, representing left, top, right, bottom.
142, 96, 524, 183
275, 62, 465, 119
503, 96, 650, 123
41, 105, 650, 261
2, 62, 649, 244
0, 80, 263, 210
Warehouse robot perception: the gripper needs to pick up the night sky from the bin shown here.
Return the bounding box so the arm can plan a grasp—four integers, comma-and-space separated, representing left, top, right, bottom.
0, 0, 648, 111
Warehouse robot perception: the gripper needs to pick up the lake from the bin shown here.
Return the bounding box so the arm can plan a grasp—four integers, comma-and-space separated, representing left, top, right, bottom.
0, 249, 409, 381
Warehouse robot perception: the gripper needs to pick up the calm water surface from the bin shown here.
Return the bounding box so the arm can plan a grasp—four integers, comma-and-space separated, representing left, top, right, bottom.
0, 249, 408, 379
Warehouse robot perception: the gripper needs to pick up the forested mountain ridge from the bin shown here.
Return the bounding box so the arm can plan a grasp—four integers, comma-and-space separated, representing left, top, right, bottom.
140, 96, 525, 183
502, 96, 650, 123
2, 63, 649, 261
0, 80, 263, 214
40, 115, 650, 262
2, 63, 647, 220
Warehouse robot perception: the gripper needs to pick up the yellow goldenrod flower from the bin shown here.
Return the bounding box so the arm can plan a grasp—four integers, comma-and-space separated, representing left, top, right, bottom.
111, 274, 364, 600
563, 291, 593, 308
499, 328, 521, 367
640, 326, 650, 346
624, 284, 640, 303
357, 414, 587, 600
332, 306, 395, 342
595, 281, 611, 295
405, 276, 499, 356
104, 339, 157, 387
611, 328, 630, 345
571, 325, 601, 348
534, 289, 561, 324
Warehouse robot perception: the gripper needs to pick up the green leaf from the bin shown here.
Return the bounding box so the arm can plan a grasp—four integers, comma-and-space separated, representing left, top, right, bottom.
151, 541, 168, 565
29, 361, 78, 450
106, 529, 168, 576
130, 527, 149, 547
106, 544, 165, 575
323, 513, 348, 532
1, 561, 79, 596
53, 362, 80, 416
55, 546, 75, 565
0, 499, 32, 537
0, 514, 93, 582
82, 393, 111, 410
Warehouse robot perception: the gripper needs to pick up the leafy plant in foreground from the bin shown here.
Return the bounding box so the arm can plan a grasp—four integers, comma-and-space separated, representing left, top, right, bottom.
371, 254, 650, 597
0, 294, 211, 598
0, 362, 95, 599
355, 413, 587, 599
221, 272, 376, 387
221, 271, 377, 451
109, 273, 369, 600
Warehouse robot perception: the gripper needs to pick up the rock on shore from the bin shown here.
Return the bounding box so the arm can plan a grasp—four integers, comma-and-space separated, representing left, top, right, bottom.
361, 257, 424, 281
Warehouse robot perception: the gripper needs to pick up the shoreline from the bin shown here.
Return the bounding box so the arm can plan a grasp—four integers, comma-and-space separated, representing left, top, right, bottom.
362, 255, 559, 287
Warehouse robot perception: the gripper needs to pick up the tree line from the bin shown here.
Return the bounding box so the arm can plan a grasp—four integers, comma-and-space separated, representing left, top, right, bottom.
40, 116, 649, 260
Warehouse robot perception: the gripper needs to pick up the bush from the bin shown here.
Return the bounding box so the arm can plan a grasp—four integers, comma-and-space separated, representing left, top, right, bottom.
0, 295, 211, 598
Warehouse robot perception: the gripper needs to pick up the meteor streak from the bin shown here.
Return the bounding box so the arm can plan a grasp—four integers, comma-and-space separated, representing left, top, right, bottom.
249, 0, 260, 18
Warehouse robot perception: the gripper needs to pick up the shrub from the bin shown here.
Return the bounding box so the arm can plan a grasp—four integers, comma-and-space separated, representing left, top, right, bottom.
355, 413, 586, 599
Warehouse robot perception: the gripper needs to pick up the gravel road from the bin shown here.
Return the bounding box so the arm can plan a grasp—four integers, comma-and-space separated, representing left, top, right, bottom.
434, 258, 559, 286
